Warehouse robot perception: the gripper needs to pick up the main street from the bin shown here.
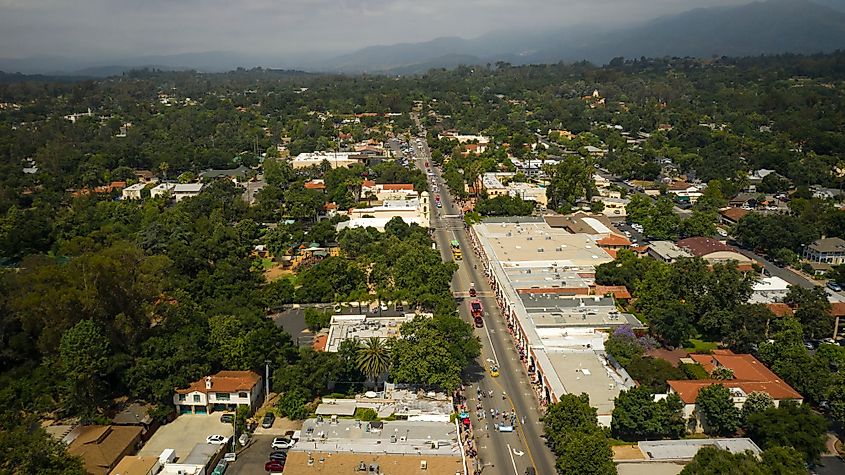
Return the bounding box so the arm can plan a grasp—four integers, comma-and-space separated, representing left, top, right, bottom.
411, 126, 557, 475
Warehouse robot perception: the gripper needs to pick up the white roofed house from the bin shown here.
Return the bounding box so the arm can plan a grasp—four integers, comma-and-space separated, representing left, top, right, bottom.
172, 183, 205, 202
150, 183, 176, 199
121, 183, 147, 200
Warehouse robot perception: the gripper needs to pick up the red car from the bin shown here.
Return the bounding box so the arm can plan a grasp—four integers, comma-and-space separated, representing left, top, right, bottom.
265, 460, 284, 472
470, 300, 483, 318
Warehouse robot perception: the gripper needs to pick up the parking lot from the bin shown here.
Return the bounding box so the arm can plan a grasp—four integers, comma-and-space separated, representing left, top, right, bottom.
225, 434, 275, 475
137, 414, 235, 460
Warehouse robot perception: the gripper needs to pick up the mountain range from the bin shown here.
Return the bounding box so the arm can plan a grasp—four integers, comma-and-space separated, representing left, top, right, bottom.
316, 0, 845, 73
1, 0, 844, 77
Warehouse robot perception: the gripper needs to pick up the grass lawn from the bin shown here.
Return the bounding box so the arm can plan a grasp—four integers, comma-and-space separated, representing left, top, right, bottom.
684, 338, 718, 353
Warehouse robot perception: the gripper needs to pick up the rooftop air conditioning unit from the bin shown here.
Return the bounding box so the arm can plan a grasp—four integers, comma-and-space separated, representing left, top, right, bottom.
421, 461, 428, 470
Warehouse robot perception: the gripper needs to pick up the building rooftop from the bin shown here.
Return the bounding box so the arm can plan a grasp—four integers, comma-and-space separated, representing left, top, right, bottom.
173, 183, 204, 193
67, 425, 143, 475
109, 455, 160, 475
637, 438, 761, 461
175, 370, 261, 395
481, 173, 505, 190
809, 237, 845, 253
544, 351, 633, 416
324, 314, 420, 353
293, 419, 460, 456
475, 221, 612, 266
520, 294, 640, 328
676, 237, 733, 257
668, 351, 802, 403
648, 241, 693, 260
280, 451, 462, 475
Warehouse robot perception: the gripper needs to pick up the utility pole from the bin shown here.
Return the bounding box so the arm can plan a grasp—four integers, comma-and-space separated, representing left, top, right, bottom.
265, 359, 271, 400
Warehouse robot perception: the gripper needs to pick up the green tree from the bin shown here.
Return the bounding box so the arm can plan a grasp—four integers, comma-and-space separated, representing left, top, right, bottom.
356, 337, 391, 387
59, 319, 111, 416
304, 308, 332, 331
0, 423, 86, 475
745, 401, 828, 464
390, 315, 478, 391
681, 210, 717, 238
611, 387, 686, 441
542, 393, 601, 452
760, 446, 809, 475
740, 391, 774, 424
278, 386, 310, 420
785, 286, 834, 340
679, 446, 766, 475
695, 384, 740, 436
555, 431, 617, 475
544, 155, 593, 211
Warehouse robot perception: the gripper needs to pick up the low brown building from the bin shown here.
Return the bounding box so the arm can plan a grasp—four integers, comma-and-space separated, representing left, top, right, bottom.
67, 425, 143, 475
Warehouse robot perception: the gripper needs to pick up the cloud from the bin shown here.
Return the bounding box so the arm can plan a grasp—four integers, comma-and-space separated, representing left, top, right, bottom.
0, 0, 749, 61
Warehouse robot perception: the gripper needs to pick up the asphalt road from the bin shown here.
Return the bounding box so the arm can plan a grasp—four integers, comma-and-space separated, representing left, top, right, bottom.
413, 117, 556, 475
225, 434, 276, 475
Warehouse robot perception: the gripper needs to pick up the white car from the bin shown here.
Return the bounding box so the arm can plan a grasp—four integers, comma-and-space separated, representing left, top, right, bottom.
271, 437, 295, 450
206, 435, 228, 444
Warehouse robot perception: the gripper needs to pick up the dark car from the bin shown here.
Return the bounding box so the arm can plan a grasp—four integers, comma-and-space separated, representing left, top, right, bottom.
261, 412, 276, 429
265, 461, 284, 472
219, 413, 234, 424
474, 316, 484, 328
268, 451, 288, 462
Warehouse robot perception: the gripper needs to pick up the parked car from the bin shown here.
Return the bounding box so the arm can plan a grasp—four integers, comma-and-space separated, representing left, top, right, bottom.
219, 413, 234, 424
827, 281, 842, 292
206, 434, 227, 444
268, 451, 288, 462
271, 437, 295, 450
210, 461, 228, 475
261, 412, 276, 429
264, 461, 284, 472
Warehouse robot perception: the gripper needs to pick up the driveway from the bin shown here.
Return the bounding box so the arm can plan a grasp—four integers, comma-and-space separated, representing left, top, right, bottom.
138, 414, 235, 459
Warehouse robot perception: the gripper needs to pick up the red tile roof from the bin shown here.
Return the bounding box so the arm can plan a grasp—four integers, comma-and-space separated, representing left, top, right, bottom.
304, 180, 326, 190
381, 183, 414, 191
832, 302, 845, 317
604, 249, 618, 259
362, 180, 376, 188
677, 237, 733, 257
597, 234, 632, 247
767, 303, 794, 317
668, 352, 801, 404
592, 285, 632, 299
175, 370, 261, 394
719, 208, 749, 223
313, 334, 328, 352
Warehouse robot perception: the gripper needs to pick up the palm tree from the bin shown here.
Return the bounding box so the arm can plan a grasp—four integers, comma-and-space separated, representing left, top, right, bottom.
356, 337, 391, 388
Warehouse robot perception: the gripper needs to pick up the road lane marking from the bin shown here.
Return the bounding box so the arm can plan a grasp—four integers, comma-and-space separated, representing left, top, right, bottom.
507, 444, 519, 475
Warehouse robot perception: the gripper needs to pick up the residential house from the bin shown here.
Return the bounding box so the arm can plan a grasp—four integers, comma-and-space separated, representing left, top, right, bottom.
173, 183, 204, 202
803, 237, 845, 266
150, 183, 176, 199
198, 165, 251, 183
667, 350, 802, 433
666, 181, 703, 203
508, 182, 548, 207
121, 183, 146, 200
676, 237, 757, 271
718, 208, 749, 226
133, 170, 157, 184
648, 241, 693, 263
66, 425, 143, 475
174, 370, 263, 414
112, 403, 158, 441
304, 179, 327, 192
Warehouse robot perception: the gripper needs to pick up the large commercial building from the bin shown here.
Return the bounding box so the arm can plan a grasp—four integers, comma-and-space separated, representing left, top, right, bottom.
470, 218, 641, 425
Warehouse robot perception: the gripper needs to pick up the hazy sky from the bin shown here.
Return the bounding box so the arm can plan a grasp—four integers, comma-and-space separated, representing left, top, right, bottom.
0, 0, 749, 60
